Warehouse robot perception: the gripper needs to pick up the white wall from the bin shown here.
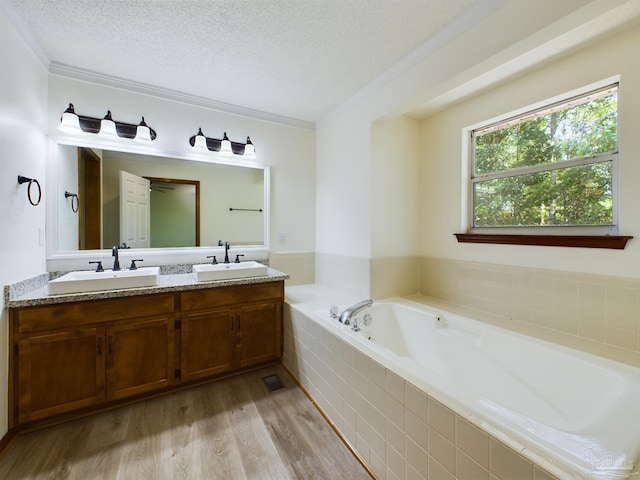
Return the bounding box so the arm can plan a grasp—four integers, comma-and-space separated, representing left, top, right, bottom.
420, 24, 640, 278
56, 144, 78, 250
315, 0, 640, 293
370, 117, 419, 258
0, 5, 48, 439
47, 75, 316, 264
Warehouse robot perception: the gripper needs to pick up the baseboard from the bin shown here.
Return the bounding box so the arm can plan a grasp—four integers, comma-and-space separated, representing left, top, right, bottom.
0, 428, 19, 460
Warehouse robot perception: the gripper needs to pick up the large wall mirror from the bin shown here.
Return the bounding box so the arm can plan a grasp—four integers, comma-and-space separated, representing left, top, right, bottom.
52, 143, 268, 256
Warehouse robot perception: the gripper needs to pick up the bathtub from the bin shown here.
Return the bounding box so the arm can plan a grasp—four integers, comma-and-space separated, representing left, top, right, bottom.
311, 298, 640, 480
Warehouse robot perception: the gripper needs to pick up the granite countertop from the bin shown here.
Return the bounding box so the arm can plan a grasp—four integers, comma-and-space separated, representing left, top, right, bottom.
6, 268, 289, 308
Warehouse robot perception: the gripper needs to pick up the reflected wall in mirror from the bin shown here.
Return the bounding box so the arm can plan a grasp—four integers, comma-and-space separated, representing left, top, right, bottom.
56, 144, 265, 251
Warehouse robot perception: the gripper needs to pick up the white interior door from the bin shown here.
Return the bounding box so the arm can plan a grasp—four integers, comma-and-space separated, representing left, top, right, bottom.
119, 170, 150, 248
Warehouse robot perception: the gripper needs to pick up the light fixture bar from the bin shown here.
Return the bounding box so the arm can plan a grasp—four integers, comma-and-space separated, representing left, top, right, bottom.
188, 130, 256, 157
58, 103, 157, 141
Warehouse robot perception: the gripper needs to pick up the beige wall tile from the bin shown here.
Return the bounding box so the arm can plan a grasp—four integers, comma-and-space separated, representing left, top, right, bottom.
606, 285, 638, 330
370, 428, 386, 463
405, 382, 428, 421
405, 409, 427, 450
371, 256, 420, 299
428, 397, 455, 442
606, 327, 637, 350
490, 439, 533, 480
386, 393, 405, 429
457, 449, 490, 480
578, 282, 606, 325
428, 426, 456, 474
370, 382, 386, 414
456, 416, 489, 469
553, 279, 578, 334
386, 370, 405, 403
387, 418, 405, 455
370, 359, 386, 388
406, 463, 426, 480
419, 256, 640, 356
405, 437, 429, 475
268, 251, 315, 286
386, 443, 405, 480
370, 404, 386, 437
429, 457, 456, 480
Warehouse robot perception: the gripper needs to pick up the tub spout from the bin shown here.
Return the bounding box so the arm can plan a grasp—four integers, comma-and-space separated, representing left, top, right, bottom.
339, 299, 373, 326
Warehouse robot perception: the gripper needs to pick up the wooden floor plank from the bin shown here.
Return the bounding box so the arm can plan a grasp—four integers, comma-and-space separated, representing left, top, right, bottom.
0, 365, 372, 480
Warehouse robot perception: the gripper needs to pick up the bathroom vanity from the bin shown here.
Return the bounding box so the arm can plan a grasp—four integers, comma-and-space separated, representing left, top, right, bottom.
7, 273, 285, 429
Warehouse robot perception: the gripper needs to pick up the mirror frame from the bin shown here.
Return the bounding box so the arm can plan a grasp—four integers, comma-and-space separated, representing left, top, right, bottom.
46, 137, 270, 271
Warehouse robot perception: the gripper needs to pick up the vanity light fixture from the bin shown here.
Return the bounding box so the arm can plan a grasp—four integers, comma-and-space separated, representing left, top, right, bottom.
98, 111, 118, 138
57, 103, 157, 142
188, 129, 257, 158
193, 127, 208, 151
58, 104, 82, 133
219, 132, 233, 156
134, 117, 153, 144
244, 137, 256, 159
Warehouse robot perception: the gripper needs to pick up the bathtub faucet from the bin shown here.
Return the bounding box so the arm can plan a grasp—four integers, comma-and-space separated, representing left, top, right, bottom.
339, 299, 373, 326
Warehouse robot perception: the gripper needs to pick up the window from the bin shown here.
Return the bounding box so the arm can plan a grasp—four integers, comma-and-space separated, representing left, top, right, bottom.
469, 84, 618, 236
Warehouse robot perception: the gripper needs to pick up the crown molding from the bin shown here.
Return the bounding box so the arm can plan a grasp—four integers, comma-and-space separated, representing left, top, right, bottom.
49, 62, 315, 131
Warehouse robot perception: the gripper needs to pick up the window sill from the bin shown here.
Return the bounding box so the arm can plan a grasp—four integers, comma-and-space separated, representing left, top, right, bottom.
454, 233, 633, 249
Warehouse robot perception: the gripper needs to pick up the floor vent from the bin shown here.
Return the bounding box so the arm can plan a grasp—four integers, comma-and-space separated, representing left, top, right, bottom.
262, 374, 285, 393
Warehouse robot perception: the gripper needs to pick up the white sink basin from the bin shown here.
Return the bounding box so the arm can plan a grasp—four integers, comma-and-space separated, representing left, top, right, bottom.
48, 267, 160, 295
193, 261, 268, 282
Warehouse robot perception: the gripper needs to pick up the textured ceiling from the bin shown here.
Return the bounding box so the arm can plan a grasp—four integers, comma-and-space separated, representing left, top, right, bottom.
5, 0, 480, 124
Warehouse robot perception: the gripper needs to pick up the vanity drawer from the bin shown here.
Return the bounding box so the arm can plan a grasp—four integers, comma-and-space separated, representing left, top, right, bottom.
180, 282, 283, 312
16, 293, 176, 333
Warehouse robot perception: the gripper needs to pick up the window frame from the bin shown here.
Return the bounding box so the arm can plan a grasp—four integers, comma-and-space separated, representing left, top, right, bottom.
457, 80, 631, 249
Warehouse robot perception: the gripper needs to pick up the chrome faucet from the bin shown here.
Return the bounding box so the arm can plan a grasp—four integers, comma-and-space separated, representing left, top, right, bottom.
224, 241, 230, 263
112, 245, 121, 271
339, 299, 373, 326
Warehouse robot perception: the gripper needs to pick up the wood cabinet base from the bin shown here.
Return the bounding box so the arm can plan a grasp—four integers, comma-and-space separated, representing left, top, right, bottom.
9, 281, 284, 432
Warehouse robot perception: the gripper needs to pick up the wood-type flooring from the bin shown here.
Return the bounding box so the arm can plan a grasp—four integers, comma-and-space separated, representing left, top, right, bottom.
0, 365, 372, 480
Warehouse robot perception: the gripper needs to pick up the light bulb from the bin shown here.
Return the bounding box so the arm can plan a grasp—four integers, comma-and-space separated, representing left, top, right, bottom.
98, 111, 118, 138
58, 103, 82, 134
134, 116, 152, 143
192, 128, 208, 151
243, 136, 256, 158
220, 132, 233, 156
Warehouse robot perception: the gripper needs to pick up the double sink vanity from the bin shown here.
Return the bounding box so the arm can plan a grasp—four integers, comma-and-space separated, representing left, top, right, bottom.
7, 261, 288, 430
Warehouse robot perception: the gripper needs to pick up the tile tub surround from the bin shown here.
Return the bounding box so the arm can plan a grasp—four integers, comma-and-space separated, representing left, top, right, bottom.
283, 286, 570, 480
420, 256, 640, 366
269, 251, 315, 286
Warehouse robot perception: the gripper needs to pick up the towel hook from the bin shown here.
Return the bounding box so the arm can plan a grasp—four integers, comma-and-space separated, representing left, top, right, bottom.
65, 191, 79, 213
17, 175, 42, 206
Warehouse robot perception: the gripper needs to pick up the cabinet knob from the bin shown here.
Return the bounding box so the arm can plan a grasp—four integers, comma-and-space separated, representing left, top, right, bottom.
97, 336, 103, 354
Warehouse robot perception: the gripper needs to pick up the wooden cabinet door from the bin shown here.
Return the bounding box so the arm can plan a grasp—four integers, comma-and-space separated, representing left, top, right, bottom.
236, 302, 282, 368
106, 317, 174, 401
181, 309, 235, 382
17, 327, 106, 423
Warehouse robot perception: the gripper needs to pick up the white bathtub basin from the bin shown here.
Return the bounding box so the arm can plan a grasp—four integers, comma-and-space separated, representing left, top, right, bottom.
48, 267, 160, 295
311, 299, 640, 480
192, 261, 268, 282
